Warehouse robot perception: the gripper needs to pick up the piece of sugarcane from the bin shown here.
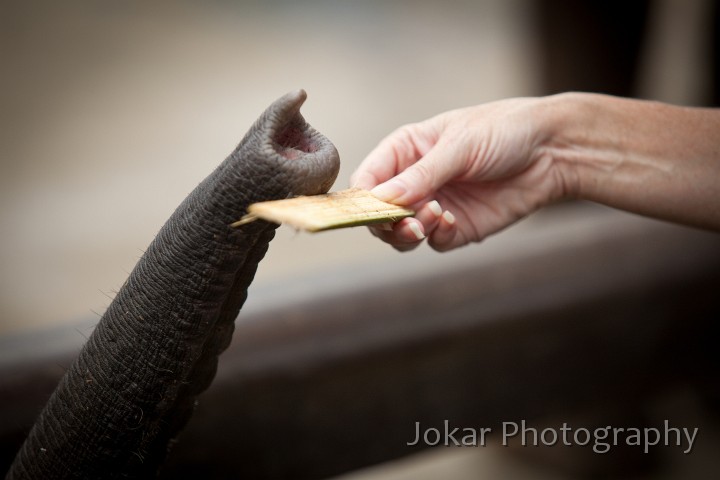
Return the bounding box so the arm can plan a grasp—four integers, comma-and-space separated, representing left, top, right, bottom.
231, 188, 415, 232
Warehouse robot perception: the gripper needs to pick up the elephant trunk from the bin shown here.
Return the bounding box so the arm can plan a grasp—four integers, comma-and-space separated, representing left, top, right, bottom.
7, 90, 340, 479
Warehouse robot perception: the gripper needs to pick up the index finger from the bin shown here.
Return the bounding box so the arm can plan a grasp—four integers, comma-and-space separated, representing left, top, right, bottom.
351, 121, 440, 190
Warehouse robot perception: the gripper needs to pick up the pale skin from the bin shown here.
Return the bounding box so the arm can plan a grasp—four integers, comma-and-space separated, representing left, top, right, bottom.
350, 92, 720, 252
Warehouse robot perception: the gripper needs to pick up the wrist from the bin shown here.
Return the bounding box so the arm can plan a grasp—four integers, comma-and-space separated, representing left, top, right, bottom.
537, 92, 624, 203
536, 92, 720, 230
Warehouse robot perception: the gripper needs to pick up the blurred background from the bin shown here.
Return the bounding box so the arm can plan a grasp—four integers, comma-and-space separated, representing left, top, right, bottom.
1, 0, 718, 478
1, 0, 544, 334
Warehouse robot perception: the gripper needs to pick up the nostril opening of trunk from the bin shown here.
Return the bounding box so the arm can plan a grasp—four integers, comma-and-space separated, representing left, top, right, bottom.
274, 124, 318, 160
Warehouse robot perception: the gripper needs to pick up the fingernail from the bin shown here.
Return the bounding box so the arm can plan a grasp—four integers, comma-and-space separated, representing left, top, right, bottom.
427, 200, 442, 217
371, 180, 406, 202
408, 222, 425, 240
442, 211, 456, 225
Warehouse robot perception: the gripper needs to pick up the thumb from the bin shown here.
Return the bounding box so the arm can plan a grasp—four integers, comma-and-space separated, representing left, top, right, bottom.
370, 138, 463, 205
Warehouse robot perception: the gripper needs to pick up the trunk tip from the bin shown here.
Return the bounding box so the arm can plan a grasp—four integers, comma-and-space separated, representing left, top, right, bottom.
285, 88, 307, 105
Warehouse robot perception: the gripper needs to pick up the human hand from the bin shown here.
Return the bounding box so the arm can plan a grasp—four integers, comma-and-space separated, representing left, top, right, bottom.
351, 97, 568, 252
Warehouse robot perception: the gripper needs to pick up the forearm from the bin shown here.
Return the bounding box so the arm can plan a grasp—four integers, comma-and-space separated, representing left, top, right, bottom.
545, 92, 720, 230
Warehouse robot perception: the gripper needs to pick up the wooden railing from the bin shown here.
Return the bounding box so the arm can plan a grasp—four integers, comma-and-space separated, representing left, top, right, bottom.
1, 202, 718, 478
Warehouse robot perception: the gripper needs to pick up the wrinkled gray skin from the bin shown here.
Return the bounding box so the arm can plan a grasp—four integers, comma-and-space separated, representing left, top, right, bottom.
7, 90, 340, 479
